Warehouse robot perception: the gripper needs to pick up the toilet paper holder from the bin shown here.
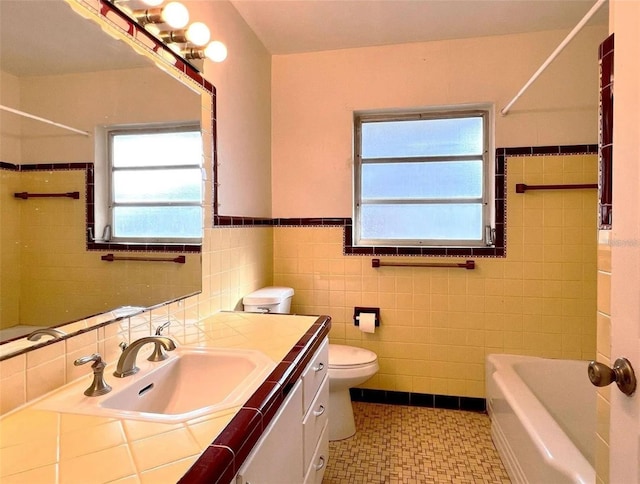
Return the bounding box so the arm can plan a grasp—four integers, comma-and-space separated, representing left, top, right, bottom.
353, 307, 380, 327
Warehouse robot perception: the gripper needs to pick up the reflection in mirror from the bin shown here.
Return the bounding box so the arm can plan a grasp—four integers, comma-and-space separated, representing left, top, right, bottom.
0, 0, 212, 357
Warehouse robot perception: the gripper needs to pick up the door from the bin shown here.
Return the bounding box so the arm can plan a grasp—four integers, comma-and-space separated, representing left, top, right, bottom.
609, 1, 640, 483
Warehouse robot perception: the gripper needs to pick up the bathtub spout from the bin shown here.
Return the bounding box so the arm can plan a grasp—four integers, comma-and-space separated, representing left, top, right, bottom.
27, 328, 66, 341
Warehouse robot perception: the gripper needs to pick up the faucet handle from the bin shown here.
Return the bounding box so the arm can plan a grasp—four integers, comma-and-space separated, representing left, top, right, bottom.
74, 353, 112, 397
155, 321, 171, 336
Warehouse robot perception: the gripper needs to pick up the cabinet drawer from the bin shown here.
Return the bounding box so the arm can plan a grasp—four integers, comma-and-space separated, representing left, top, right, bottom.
303, 375, 328, 470
304, 421, 329, 484
302, 338, 328, 412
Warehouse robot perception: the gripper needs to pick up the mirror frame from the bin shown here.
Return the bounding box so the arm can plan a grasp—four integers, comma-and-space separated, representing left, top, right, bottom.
0, 0, 216, 360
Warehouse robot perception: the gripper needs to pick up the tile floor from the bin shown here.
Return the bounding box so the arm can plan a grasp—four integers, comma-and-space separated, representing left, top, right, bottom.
323, 402, 510, 483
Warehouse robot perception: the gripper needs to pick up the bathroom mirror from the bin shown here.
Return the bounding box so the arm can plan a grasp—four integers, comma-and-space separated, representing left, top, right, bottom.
0, 0, 212, 355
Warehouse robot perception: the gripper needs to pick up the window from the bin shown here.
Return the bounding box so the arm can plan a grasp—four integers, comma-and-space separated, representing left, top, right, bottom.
108, 124, 203, 243
354, 106, 494, 248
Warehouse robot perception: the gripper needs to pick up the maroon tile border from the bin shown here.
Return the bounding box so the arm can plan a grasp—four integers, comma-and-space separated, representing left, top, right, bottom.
212, 145, 596, 258
1, 162, 201, 254
179, 315, 331, 483
178, 445, 235, 484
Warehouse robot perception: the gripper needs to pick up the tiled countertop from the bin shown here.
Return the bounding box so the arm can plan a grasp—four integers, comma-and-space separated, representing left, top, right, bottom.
0, 312, 331, 483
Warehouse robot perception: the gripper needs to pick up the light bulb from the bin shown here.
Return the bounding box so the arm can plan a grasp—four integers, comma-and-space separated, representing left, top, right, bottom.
205, 41, 227, 62
186, 22, 210, 46
141, 0, 164, 6
161, 2, 189, 29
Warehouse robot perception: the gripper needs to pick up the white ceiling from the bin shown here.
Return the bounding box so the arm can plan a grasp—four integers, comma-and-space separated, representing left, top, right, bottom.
229, 0, 609, 55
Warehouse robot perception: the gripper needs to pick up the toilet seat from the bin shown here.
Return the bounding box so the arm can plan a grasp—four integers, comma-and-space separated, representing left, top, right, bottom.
329, 344, 377, 369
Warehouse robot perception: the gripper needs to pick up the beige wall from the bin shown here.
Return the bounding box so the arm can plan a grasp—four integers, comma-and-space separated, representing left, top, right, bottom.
190, 0, 273, 218
9, 67, 199, 165
271, 26, 606, 218
0, 71, 22, 163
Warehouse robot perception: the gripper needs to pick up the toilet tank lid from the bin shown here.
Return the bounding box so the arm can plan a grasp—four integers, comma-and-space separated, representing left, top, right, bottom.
243, 286, 294, 305
329, 344, 378, 367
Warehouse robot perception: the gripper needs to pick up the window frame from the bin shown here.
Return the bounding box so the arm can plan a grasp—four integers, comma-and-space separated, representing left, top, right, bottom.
106, 123, 203, 245
353, 105, 495, 249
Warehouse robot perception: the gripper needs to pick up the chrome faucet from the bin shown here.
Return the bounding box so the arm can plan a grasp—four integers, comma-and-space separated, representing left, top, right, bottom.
27, 327, 66, 341
113, 336, 177, 378
74, 353, 112, 397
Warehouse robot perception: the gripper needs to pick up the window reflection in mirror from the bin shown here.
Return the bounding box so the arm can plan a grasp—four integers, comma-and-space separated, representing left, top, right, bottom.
0, 0, 212, 356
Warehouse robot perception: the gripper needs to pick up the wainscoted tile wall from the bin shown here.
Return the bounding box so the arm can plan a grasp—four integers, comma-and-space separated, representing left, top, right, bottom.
274, 153, 598, 398
0, 226, 273, 415
0, 164, 201, 330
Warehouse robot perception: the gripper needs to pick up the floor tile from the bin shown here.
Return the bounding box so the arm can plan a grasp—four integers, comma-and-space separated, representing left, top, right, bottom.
323, 402, 510, 483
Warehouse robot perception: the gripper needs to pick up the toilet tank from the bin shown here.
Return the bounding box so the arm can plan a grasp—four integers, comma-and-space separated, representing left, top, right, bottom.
243, 287, 294, 314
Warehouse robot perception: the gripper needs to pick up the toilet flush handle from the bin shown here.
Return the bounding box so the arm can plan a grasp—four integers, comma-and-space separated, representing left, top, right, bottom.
256, 306, 271, 313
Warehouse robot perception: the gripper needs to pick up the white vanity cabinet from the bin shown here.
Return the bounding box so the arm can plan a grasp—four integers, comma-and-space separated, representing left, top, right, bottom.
236, 338, 329, 484
302, 339, 329, 484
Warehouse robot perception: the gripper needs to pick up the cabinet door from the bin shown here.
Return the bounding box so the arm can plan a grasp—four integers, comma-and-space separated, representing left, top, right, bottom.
236, 381, 303, 484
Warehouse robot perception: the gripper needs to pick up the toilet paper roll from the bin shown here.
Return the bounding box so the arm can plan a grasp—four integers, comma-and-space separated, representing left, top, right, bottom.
359, 312, 376, 334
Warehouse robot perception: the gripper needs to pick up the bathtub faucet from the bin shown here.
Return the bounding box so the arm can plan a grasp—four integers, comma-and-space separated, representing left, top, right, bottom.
26, 327, 66, 341
113, 336, 176, 378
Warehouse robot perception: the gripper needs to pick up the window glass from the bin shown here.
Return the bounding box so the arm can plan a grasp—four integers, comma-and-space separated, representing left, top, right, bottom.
113, 168, 202, 203
361, 117, 483, 158
113, 207, 202, 239
361, 161, 483, 200
109, 125, 203, 243
112, 131, 202, 167
354, 107, 493, 248
361, 204, 483, 241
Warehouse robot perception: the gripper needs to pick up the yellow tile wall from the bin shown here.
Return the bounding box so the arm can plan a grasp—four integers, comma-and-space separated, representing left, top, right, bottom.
274, 154, 598, 398
0, 169, 21, 329
3, 169, 202, 328
595, 231, 611, 484
0, 226, 273, 414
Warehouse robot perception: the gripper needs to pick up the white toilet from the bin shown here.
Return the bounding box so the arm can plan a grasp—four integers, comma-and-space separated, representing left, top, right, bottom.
242, 286, 294, 313
243, 286, 380, 441
327, 344, 379, 440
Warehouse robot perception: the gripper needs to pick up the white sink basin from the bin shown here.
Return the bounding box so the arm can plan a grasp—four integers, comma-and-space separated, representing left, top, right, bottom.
36, 346, 276, 423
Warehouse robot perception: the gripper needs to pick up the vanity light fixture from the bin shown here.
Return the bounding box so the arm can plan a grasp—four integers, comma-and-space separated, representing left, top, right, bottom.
157, 22, 210, 46
183, 40, 228, 63
133, 1, 189, 29
115, 0, 228, 64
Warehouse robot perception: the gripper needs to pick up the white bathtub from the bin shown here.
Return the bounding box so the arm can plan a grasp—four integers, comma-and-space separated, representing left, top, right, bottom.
486, 354, 596, 484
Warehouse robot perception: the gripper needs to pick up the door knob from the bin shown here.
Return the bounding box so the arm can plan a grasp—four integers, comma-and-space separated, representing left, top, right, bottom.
588, 358, 637, 396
